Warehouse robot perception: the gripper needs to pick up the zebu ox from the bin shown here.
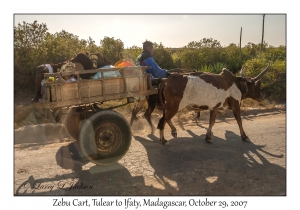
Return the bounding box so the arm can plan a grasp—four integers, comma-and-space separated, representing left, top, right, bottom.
157, 64, 270, 144
130, 93, 159, 134
130, 72, 200, 134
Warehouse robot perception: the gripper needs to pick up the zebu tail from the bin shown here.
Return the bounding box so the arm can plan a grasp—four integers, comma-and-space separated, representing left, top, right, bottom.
158, 78, 167, 111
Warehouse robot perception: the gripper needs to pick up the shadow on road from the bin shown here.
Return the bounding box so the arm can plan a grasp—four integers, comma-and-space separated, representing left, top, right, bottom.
134, 130, 286, 196
15, 130, 286, 196
15, 142, 165, 196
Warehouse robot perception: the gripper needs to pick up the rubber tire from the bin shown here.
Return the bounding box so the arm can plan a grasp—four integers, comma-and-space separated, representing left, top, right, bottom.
79, 110, 132, 165
63, 107, 89, 140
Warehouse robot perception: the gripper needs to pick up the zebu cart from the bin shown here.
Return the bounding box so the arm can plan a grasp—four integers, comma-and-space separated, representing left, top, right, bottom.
36, 62, 157, 165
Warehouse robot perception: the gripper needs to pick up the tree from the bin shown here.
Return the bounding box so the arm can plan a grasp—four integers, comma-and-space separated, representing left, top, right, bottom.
152, 42, 176, 69
14, 21, 89, 92
242, 42, 261, 60
100, 37, 124, 64
124, 45, 142, 63
186, 38, 222, 49
243, 58, 286, 101
14, 20, 48, 74
85, 37, 102, 53
222, 43, 241, 73
38, 30, 88, 64
263, 45, 286, 62
178, 38, 225, 71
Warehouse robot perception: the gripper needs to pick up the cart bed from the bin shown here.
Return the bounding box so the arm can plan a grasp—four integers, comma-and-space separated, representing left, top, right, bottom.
39, 66, 157, 109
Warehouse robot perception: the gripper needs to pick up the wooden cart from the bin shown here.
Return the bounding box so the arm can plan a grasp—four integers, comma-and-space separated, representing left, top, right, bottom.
36, 64, 157, 165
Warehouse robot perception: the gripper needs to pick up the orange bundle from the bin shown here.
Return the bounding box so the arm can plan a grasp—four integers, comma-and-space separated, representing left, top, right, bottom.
114, 59, 136, 68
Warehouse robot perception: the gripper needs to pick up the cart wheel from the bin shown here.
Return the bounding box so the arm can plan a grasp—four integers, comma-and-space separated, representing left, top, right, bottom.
79, 110, 132, 165
63, 107, 86, 140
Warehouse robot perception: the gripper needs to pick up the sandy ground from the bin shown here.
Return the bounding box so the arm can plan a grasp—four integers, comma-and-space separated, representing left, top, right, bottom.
14, 105, 286, 196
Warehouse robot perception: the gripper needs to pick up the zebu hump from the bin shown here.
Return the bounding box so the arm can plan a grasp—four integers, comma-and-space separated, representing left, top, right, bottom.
199, 73, 231, 90
165, 74, 188, 97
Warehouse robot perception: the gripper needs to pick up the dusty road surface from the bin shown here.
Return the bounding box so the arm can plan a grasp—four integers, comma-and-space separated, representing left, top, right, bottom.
14, 110, 286, 196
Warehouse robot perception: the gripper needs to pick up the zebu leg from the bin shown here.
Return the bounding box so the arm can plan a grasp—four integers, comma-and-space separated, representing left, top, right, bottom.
130, 96, 147, 126
157, 107, 179, 144
195, 110, 201, 122
205, 110, 218, 143
167, 119, 178, 138
144, 94, 157, 134
165, 101, 180, 138
157, 115, 168, 144
231, 104, 250, 141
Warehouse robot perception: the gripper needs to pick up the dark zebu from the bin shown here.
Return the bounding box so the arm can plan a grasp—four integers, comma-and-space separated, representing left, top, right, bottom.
130, 90, 161, 134
157, 64, 270, 144
32, 52, 110, 103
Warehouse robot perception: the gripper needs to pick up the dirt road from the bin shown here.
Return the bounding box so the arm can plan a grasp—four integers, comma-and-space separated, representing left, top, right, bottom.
14, 110, 286, 196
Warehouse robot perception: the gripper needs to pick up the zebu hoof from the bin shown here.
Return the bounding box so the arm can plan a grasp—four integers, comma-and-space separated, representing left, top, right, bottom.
242, 136, 251, 142
171, 130, 177, 138
160, 139, 168, 145
205, 137, 213, 143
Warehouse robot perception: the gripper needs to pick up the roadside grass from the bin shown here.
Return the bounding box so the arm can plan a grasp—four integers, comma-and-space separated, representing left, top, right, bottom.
99, 98, 139, 113
241, 98, 277, 109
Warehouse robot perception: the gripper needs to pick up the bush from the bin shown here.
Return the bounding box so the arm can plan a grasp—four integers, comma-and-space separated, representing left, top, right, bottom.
100, 36, 124, 64
152, 42, 176, 69
243, 58, 286, 102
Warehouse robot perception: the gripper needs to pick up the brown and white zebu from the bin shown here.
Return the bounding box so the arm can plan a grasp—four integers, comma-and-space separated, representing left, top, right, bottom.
157, 63, 270, 144
130, 72, 200, 134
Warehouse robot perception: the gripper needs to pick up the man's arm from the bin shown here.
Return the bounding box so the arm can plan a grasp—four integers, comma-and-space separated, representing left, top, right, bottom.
142, 57, 168, 78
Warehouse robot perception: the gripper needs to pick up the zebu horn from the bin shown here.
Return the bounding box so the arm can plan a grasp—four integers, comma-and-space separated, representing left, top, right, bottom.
253, 63, 270, 80
240, 66, 246, 78
240, 66, 252, 82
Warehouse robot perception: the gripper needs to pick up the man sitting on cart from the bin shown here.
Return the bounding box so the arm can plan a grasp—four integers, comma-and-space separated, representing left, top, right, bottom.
135, 40, 171, 109
136, 40, 171, 84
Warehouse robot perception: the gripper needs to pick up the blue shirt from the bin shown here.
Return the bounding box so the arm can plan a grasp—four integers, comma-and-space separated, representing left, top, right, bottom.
141, 57, 168, 79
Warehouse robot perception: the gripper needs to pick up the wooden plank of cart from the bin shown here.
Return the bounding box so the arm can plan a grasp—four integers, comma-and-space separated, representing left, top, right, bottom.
35, 64, 157, 165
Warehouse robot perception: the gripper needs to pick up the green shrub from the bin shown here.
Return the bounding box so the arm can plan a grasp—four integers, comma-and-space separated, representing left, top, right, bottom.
243, 58, 286, 102
200, 64, 213, 72
212, 62, 228, 74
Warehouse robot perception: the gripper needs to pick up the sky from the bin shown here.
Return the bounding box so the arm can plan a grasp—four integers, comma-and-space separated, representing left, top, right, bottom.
14, 14, 286, 48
